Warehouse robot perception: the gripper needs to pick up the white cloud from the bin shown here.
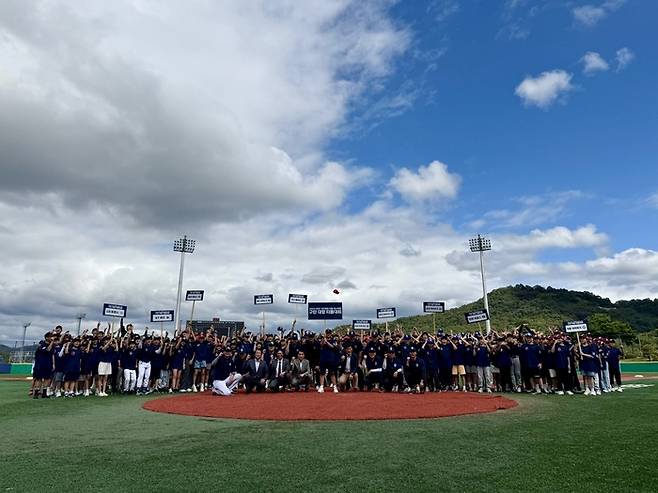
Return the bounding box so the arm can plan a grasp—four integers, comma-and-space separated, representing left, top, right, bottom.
389, 160, 462, 202
0, 1, 407, 227
573, 1, 626, 27
481, 191, 586, 229
615, 47, 635, 71
515, 70, 574, 108
573, 5, 607, 26
645, 193, 658, 209
581, 51, 609, 75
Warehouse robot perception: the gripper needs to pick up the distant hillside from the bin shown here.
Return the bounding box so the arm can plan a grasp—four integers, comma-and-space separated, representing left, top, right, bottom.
361, 285, 658, 337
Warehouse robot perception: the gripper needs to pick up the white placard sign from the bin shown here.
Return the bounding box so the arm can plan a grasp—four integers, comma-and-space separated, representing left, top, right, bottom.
185, 290, 204, 302
352, 319, 372, 331
465, 309, 489, 324
150, 310, 175, 323
376, 307, 396, 319
288, 294, 308, 304
102, 303, 127, 318
254, 294, 274, 305
564, 320, 588, 333
423, 301, 446, 313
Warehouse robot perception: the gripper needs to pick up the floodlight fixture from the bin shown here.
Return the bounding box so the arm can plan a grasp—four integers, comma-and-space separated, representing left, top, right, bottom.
173, 236, 196, 333
469, 234, 492, 334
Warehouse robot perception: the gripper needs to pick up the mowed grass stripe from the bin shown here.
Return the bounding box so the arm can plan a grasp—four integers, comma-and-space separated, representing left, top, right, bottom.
1, 381, 657, 492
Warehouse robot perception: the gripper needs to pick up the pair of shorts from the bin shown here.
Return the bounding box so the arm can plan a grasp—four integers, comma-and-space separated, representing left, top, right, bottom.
582, 371, 596, 377
65, 371, 80, 382
98, 362, 112, 376
33, 368, 53, 380
194, 360, 207, 370
451, 365, 466, 376
53, 371, 65, 383
319, 362, 337, 374
466, 365, 477, 374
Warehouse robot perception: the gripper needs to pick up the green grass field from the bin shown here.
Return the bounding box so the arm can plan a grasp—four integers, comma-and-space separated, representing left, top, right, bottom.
1, 380, 657, 493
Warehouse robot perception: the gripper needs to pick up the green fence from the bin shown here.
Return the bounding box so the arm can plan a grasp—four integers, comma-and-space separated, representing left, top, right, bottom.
621, 362, 658, 373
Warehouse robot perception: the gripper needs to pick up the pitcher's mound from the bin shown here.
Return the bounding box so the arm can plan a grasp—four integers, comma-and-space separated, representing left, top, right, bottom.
144, 391, 517, 421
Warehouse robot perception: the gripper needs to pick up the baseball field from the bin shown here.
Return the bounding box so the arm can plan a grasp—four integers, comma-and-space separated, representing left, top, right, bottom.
1, 379, 657, 492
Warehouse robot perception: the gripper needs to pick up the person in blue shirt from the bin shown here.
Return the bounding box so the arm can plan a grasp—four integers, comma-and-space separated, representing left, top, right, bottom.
363, 348, 384, 391
449, 336, 467, 391
474, 339, 492, 393
96, 337, 117, 397
494, 339, 513, 392
63, 339, 82, 397
607, 340, 624, 392
317, 333, 339, 393
579, 337, 599, 396
382, 347, 404, 392
420, 339, 439, 392
404, 347, 426, 393
521, 336, 544, 394
169, 338, 187, 392
32, 333, 55, 399
438, 336, 453, 390
551, 336, 573, 395
210, 347, 242, 396
120, 338, 138, 393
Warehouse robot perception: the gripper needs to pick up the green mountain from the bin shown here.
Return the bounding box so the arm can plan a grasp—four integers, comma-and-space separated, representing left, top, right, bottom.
361, 285, 658, 339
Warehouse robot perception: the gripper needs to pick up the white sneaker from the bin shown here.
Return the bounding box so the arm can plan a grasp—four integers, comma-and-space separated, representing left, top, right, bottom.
618, 387, 624, 392
486, 388, 492, 393
566, 391, 573, 395
55, 391, 61, 398
192, 385, 198, 393
596, 390, 602, 396
84, 390, 89, 397
556, 391, 564, 395
333, 386, 339, 393
318, 386, 324, 393
584, 389, 590, 395
478, 388, 483, 393
168, 389, 173, 394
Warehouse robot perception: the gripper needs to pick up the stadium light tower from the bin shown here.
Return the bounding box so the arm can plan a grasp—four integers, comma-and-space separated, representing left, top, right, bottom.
21, 321, 32, 362
76, 313, 86, 336
469, 234, 492, 334
173, 236, 195, 334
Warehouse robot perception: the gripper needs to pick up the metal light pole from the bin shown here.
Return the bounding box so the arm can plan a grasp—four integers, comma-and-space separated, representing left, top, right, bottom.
173, 236, 195, 334
76, 313, 86, 336
469, 234, 492, 334
21, 321, 31, 363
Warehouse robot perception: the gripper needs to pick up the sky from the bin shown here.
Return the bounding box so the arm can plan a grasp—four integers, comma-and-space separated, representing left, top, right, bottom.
1, 0, 657, 342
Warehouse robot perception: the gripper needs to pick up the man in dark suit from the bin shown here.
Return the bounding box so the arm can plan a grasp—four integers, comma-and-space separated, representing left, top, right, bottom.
268, 349, 291, 391
291, 350, 313, 391
241, 348, 269, 393
338, 345, 359, 391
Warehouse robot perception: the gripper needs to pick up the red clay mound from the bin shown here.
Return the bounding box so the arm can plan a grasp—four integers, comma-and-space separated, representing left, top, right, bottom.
143, 391, 517, 421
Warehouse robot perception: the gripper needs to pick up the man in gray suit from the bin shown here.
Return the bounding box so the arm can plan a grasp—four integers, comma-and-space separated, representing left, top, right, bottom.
291, 350, 313, 391
268, 349, 291, 391
241, 348, 269, 393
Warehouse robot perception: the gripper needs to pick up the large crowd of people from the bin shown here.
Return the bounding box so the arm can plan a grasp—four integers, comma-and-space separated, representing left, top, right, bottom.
28, 322, 625, 399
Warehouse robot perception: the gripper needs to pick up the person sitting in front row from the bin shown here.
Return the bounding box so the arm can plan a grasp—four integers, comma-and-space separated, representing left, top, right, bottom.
268, 349, 291, 392
241, 348, 269, 393
338, 345, 359, 391
210, 347, 242, 396
291, 350, 313, 391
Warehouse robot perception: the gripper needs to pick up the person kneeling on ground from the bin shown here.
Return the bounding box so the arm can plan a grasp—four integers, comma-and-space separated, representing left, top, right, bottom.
291, 350, 313, 391
338, 345, 359, 391
404, 347, 426, 393
268, 349, 291, 392
241, 348, 268, 393
211, 347, 242, 396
